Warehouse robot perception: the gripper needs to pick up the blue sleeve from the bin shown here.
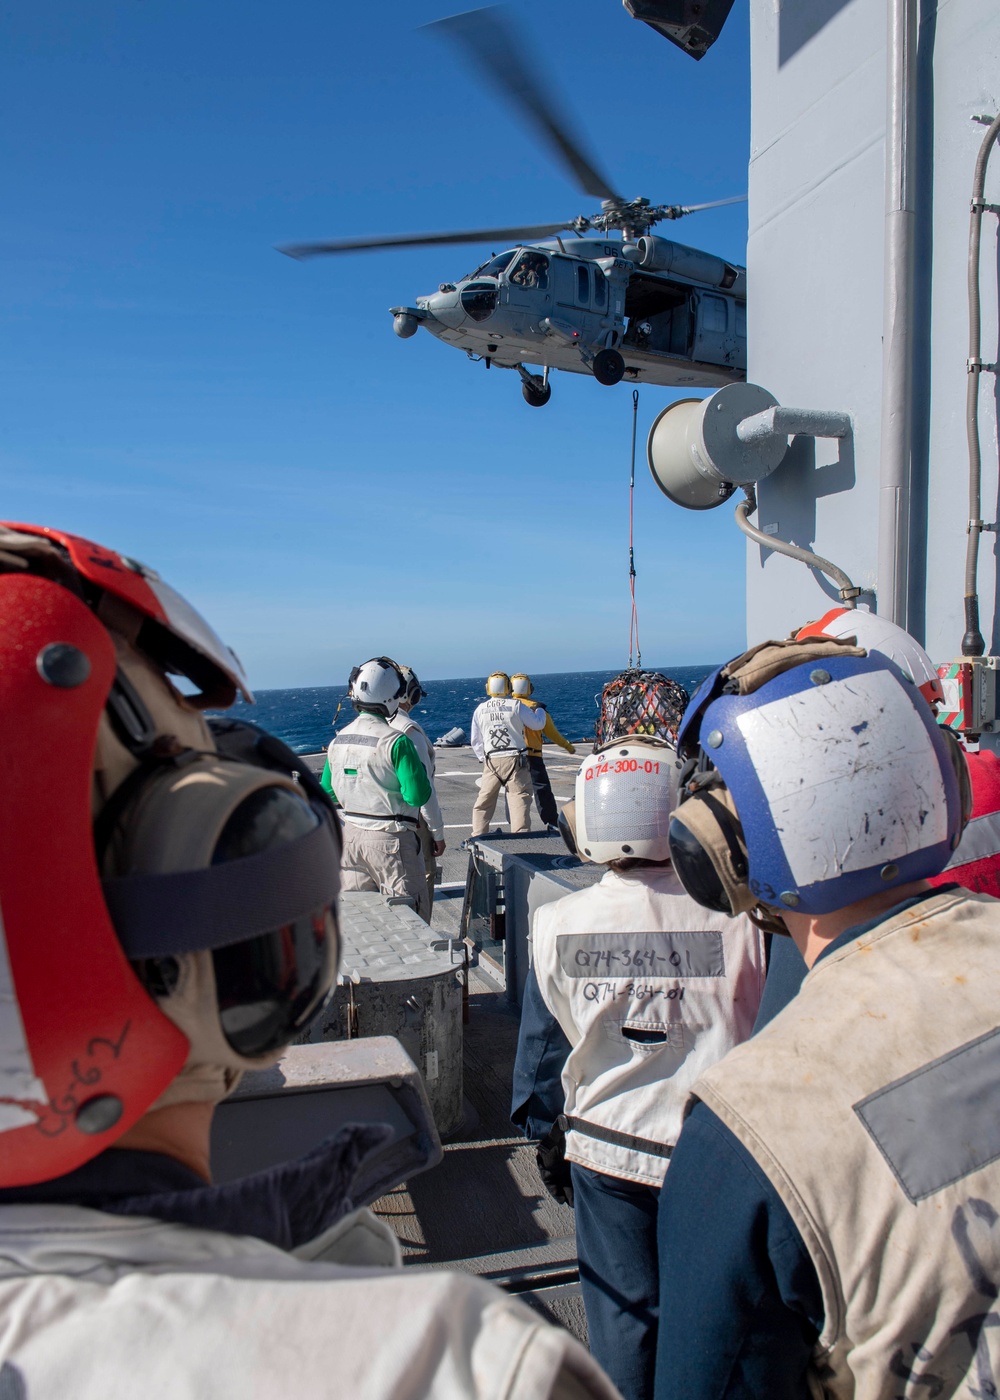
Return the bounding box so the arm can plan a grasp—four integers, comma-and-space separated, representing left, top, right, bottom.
511, 967, 572, 1140
752, 937, 808, 1034
655, 1103, 823, 1400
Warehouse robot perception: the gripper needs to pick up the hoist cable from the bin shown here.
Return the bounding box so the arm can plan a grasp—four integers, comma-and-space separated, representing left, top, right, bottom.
621, 383, 638, 666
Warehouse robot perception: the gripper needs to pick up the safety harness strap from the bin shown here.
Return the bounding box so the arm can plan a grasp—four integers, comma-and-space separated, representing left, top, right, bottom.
485, 751, 526, 789
342, 810, 419, 827
103, 817, 341, 958
558, 1114, 674, 1160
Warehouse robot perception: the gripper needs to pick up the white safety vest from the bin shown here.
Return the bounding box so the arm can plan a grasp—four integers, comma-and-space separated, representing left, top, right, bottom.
326, 712, 419, 833
532, 865, 766, 1186
693, 888, 1000, 1399
471, 698, 544, 760
0, 1204, 619, 1400
391, 711, 445, 841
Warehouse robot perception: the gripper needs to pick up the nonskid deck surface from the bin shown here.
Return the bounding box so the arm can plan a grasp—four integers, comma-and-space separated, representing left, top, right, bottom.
303, 744, 588, 1336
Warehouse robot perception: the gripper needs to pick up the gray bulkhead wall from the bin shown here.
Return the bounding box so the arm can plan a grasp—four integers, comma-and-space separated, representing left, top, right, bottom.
745, 0, 999, 662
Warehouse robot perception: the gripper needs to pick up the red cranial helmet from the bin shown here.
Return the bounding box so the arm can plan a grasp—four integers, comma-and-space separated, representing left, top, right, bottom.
0, 524, 341, 1186
795, 607, 944, 707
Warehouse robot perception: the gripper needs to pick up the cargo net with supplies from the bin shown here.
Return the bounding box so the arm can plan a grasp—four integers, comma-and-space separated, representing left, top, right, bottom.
594, 669, 690, 750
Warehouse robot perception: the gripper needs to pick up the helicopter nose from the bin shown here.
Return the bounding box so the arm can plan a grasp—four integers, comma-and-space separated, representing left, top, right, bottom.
423, 286, 465, 330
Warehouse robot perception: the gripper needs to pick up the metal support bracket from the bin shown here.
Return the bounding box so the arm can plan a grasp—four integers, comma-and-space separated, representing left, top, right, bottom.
736, 405, 853, 446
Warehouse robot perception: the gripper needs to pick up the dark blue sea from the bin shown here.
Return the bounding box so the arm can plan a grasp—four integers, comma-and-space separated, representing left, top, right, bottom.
213, 666, 717, 755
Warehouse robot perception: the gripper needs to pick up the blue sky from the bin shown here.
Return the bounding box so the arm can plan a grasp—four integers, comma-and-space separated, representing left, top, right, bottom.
0, 0, 750, 688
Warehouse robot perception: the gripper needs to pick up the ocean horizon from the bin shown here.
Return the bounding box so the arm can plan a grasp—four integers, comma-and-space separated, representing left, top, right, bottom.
210, 665, 718, 755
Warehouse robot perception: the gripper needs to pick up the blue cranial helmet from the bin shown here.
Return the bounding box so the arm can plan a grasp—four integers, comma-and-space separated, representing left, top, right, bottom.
669, 649, 969, 918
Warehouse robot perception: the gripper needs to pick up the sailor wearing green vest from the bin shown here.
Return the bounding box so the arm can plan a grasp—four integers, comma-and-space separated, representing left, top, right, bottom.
322, 656, 433, 922
654, 636, 995, 1400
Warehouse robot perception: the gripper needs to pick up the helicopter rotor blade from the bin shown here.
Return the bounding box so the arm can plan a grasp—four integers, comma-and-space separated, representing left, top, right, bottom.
277, 221, 576, 260
423, 7, 622, 206
672, 194, 748, 217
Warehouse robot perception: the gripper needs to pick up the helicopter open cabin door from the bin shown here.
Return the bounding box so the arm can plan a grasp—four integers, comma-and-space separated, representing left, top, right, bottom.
499, 249, 552, 328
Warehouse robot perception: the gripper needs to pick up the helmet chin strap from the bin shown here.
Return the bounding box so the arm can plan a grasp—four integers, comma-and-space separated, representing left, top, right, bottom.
747, 904, 790, 938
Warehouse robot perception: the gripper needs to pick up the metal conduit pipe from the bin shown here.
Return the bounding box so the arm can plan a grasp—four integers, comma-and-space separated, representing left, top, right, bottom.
876, 0, 918, 630
961, 110, 1000, 656
735, 487, 859, 606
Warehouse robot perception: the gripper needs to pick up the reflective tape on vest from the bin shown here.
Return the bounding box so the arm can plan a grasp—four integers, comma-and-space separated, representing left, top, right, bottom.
555, 930, 725, 980
945, 808, 1000, 871
854, 1025, 1000, 1202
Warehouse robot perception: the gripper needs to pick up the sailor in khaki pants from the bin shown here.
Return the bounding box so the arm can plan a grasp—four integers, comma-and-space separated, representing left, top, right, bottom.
321, 657, 433, 921
470, 672, 546, 836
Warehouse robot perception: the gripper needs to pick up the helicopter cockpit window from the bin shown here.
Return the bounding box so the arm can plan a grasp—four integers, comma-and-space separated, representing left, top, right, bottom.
508, 251, 549, 290
468, 250, 517, 281
461, 282, 499, 322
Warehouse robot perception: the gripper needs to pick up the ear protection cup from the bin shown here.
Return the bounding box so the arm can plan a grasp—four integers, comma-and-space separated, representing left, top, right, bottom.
668, 782, 752, 915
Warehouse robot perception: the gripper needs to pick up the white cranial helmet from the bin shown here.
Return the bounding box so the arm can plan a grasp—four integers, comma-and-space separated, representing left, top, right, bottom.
796, 608, 944, 707
575, 738, 681, 863
511, 673, 533, 697
348, 657, 406, 717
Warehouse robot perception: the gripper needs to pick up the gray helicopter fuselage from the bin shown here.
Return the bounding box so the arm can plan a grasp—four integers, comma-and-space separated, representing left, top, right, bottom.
391, 235, 747, 389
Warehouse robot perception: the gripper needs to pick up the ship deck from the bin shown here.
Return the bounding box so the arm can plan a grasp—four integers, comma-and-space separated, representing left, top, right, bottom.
303, 742, 589, 1336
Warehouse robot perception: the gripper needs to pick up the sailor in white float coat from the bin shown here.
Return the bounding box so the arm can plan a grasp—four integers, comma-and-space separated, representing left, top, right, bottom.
470, 672, 546, 836
391, 664, 446, 912
655, 638, 997, 1400
322, 656, 434, 922
0, 526, 618, 1400
512, 734, 765, 1400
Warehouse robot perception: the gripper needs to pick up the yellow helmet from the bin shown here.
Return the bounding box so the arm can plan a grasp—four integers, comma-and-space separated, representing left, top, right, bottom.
486, 672, 511, 697
510, 673, 534, 697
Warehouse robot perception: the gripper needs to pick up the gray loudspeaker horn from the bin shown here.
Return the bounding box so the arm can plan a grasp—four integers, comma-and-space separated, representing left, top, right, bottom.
646, 383, 789, 511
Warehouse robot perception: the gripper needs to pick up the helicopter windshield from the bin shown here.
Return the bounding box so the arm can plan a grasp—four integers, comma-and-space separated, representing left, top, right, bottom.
462, 250, 517, 281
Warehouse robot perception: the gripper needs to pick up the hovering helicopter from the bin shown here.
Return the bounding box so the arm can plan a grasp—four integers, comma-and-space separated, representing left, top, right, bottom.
279, 8, 747, 408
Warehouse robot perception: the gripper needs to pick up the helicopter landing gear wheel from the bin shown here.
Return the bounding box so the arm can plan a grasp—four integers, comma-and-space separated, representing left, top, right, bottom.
516, 364, 551, 407
521, 377, 551, 408
592, 348, 626, 386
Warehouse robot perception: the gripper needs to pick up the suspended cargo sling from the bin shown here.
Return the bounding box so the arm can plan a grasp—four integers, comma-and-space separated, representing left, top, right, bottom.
595, 669, 690, 749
